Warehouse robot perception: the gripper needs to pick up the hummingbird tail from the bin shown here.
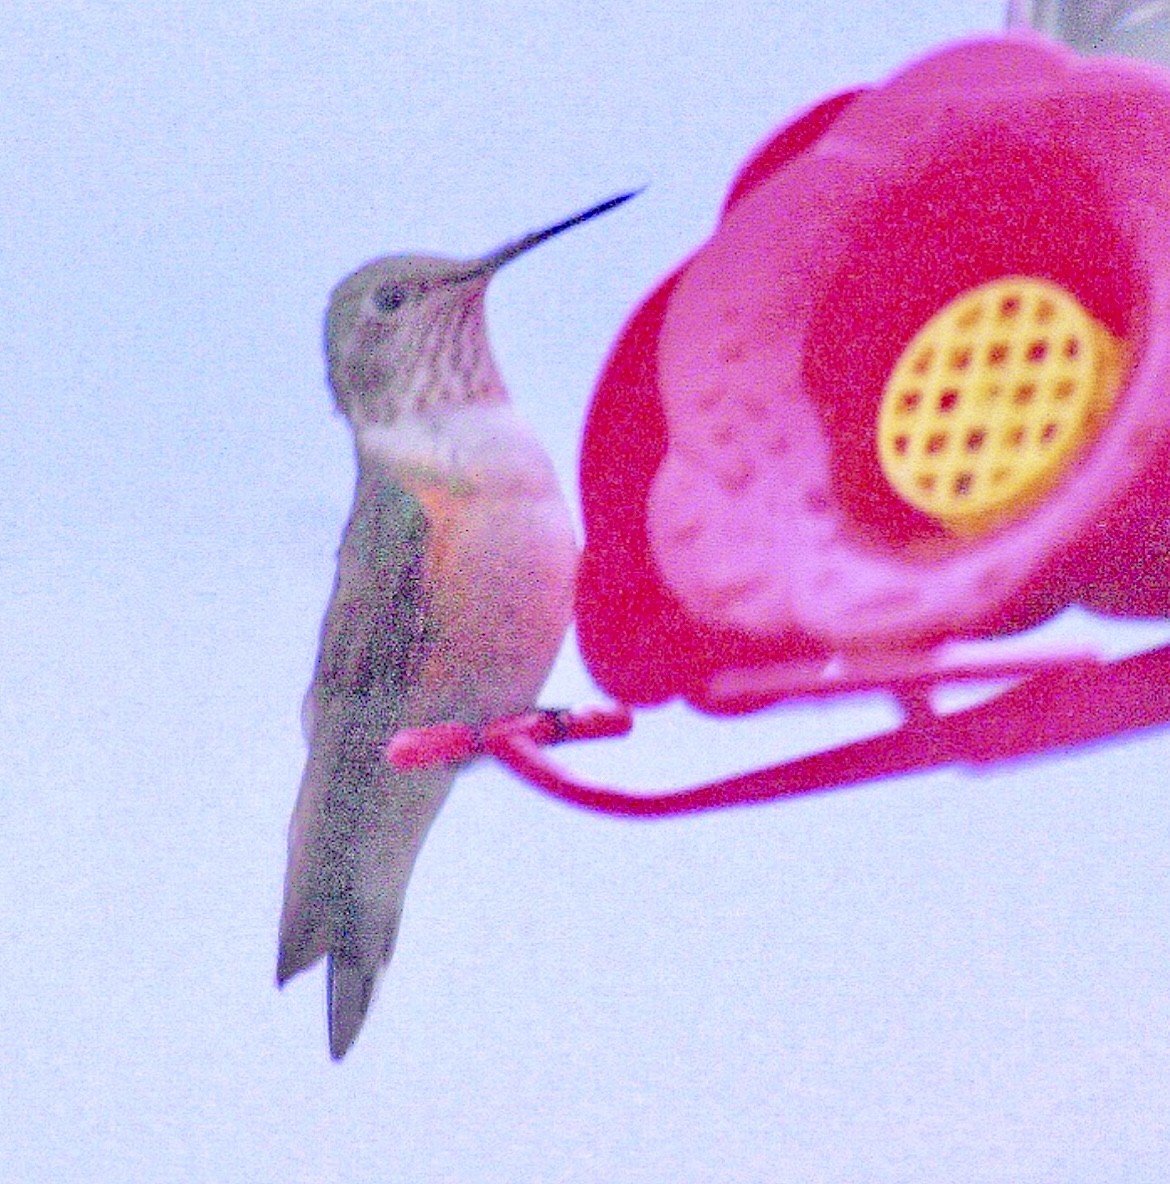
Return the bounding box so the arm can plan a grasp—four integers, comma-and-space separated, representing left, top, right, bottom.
327, 953, 383, 1061
276, 893, 327, 986
279, 726, 460, 1058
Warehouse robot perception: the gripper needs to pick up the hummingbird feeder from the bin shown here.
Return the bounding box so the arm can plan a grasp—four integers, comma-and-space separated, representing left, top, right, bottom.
391, 31, 1170, 816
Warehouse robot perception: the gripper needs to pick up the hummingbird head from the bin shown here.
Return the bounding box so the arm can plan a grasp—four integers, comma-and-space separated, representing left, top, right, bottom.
324, 190, 640, 424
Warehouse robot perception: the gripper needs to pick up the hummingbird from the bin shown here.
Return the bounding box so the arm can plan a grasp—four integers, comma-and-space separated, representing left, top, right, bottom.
276, 190, 638, 1059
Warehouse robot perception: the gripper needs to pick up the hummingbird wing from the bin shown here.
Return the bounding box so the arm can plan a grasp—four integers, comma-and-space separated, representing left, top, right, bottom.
277, 476, 458, 1058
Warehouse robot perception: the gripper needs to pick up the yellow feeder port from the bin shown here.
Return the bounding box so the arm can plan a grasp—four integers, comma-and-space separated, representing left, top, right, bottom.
876, 277, 1126, 534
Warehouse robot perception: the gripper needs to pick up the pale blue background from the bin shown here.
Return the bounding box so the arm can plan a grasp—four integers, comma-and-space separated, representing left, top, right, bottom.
3, 2, 1169, 1180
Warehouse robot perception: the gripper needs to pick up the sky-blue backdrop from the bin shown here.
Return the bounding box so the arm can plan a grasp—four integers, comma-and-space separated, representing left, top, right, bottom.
4, 2, 1169, 1180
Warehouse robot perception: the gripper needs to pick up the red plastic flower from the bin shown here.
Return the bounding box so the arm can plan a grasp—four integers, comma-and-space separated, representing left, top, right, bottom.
578, 35, 1170, 710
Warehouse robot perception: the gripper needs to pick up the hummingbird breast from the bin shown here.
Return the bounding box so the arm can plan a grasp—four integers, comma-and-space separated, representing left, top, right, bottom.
417, 486, 578, 726
360, 404, 579, 727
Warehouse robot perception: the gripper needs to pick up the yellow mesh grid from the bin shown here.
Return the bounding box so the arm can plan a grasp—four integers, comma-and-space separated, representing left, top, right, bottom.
876, 277, 1126, 534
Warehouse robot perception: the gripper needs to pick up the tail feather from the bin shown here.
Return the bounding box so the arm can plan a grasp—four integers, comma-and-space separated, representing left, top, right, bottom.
321, 885, 405, 1060
276, 893, 327, 986
328, 954, 382, 1061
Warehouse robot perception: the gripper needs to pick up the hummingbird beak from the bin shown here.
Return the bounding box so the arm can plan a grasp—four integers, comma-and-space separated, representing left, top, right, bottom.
458, 189, 643, 280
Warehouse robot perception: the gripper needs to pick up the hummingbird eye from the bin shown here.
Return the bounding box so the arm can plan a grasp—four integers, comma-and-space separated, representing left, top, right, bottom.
373, 282, 409, 313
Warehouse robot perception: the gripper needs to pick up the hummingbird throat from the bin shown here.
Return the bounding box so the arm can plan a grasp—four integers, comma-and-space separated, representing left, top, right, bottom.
349, 292, 506, 424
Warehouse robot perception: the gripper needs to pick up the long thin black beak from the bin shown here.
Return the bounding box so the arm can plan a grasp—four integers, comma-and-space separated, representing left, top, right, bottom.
462, 189, 642, 279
